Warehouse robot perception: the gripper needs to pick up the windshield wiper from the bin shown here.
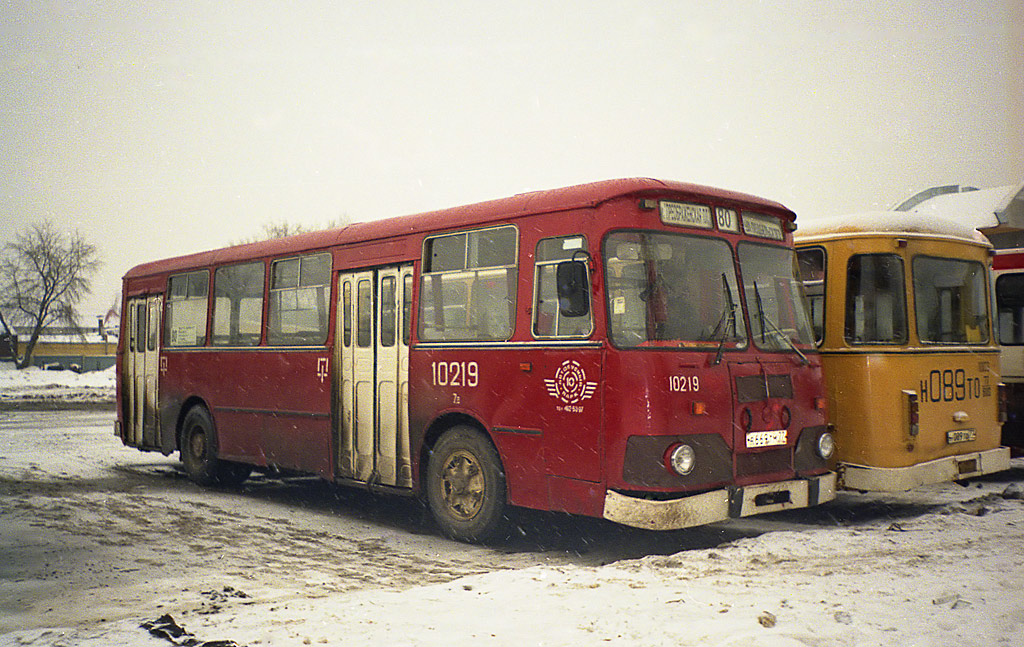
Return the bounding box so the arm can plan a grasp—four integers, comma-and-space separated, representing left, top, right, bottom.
712, 273, 739, 365
753, 281, 809, 365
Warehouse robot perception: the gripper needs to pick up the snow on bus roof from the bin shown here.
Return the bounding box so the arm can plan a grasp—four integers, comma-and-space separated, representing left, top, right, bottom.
796, 211, 990, 245
123, 178, 794, 280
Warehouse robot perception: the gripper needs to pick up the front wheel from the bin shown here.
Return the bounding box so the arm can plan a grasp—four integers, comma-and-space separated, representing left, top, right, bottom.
426, 426, 507, 543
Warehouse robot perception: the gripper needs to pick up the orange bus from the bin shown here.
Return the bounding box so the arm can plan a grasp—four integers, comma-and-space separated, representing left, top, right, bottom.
796, 214, 1009, 491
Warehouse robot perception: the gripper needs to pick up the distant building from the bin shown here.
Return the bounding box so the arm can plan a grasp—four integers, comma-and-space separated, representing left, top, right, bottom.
894, 182, 1024, 249
2, 313, 119, 371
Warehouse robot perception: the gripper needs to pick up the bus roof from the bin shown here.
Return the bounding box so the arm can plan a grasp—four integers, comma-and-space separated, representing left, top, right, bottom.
124, 178, 795, 280
795, 211, 991, 247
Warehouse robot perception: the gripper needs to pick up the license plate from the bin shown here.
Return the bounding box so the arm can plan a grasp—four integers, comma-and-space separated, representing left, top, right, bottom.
947, 429, 977, 444
746, 429, 787, 448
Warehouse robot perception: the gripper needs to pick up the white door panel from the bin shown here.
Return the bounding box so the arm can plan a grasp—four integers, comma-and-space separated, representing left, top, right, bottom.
126, 296, 161, 448
336, 266, 412, 487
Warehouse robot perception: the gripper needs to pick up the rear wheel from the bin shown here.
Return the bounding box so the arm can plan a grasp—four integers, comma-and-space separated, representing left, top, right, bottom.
426, 426, 507, 543
180, 406, 251, 486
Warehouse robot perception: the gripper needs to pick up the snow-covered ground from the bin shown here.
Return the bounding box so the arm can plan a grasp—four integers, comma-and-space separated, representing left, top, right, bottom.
1, 367, 1023, 646
0, 362, 114, 406
57, 480, 1023, 647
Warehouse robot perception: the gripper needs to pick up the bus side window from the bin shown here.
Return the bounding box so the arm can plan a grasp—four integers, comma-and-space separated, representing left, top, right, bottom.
996, 272, 1024, 345
845, 254, 906, 344
212, 261, 265, 346
268, 253, 331, 346
533, 235, 593, 338
419, 226, 518, 341
797, 247, 826, 344
165, 270, 209, 347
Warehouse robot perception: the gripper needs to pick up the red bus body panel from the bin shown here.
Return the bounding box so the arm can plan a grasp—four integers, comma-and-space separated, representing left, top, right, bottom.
994, 248, 1024, 450
158, 350, 334, 476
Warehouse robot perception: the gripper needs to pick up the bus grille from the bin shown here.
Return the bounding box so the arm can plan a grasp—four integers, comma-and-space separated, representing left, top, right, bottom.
736, 448, 792, 478
736, 374, 793, 402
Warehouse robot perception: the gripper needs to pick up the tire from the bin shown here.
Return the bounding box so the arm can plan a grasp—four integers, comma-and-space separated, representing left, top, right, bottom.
426, 426, 508, 543
216, 460, 252, 487
180, 406, 251, 487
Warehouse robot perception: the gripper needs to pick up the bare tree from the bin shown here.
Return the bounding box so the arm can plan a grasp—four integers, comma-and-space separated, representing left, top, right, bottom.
0, 221, 101, 368
251, 221, 309, 241
234, 215, 351, 245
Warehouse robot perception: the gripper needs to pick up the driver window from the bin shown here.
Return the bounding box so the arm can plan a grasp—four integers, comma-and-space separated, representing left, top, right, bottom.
533, 235, 592, 338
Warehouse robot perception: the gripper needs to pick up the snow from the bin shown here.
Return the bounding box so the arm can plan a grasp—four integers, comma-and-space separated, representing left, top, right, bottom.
2, 374, 1024, 646
167, 506, 1024, 647
796, 211, 989, 245
12, 331, 117, 345
0, 362, 115, 406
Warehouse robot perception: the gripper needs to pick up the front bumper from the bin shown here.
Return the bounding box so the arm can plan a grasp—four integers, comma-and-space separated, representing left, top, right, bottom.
840, 447, 1011, 492
602, 472, 837, 531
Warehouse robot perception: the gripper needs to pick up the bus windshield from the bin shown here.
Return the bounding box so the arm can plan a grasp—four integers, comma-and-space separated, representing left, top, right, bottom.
737, 242, 816, 352
604, 231, 746, 348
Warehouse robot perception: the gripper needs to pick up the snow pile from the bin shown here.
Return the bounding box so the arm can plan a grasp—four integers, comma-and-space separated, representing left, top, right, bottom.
0, 362, 115, 406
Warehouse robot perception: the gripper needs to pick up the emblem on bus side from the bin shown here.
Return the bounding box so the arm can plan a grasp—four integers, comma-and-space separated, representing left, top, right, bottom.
545, 360, 598, 406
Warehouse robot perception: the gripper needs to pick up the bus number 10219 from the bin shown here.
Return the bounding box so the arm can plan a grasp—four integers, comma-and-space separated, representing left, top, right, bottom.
670, 375, 700, 393
431, 361, 479, 387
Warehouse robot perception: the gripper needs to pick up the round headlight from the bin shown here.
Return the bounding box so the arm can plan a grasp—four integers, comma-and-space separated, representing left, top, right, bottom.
669, 444, 696, 476
817, 432, 835, 460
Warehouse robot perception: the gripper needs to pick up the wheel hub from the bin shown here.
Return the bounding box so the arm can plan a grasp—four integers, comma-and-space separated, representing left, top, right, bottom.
440, 449, 484, 520
187, 428, 206, 460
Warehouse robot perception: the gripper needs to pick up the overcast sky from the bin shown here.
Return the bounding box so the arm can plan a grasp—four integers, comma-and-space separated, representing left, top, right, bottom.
2, 1, 1022, 319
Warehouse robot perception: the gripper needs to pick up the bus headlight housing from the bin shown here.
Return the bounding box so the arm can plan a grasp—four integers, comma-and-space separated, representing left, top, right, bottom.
668, 444, 696, 476
816, 432, 835, 460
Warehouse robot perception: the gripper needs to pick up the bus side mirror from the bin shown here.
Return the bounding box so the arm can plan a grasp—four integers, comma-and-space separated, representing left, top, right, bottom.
556, 260, 590, 318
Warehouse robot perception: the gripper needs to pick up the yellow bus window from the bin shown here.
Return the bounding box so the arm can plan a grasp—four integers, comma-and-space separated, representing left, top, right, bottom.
845, 254, 907, 344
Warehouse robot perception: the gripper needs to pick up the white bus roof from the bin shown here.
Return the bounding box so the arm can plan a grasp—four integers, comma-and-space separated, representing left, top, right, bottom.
796, 211, 990, 245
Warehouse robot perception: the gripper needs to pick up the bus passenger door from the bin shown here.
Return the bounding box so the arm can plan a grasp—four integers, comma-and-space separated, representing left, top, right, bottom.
126, 296, 161, 449
374, 267, 413, 487
338, 271, 375, 481
336, 266, 413, 487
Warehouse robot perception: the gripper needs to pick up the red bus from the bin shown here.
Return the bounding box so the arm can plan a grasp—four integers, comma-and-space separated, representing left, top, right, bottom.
994, 248, 1024, 451
117, 178, 836, 542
